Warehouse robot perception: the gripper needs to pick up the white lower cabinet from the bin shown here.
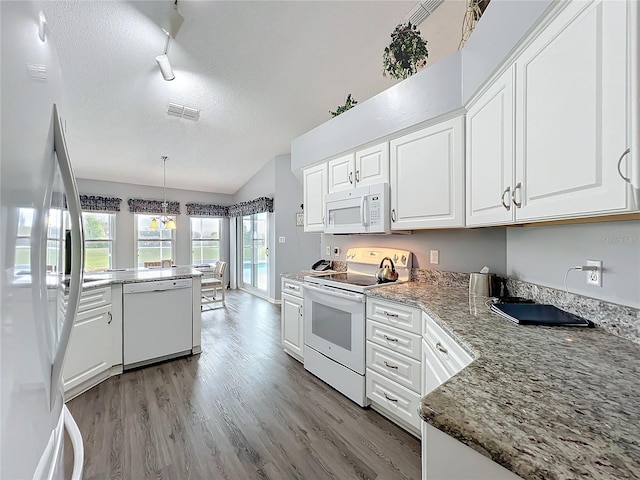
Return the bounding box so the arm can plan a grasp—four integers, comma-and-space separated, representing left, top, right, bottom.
422, 423, 521, 480
63, 286, 117, 399
420, 312, 516, 479
366, 297, 422, 436
281, 278, 304, 362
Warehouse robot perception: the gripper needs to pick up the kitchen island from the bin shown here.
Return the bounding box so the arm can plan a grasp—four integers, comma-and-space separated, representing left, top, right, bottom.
63, 267, 202, 400
368, 282, 640, 480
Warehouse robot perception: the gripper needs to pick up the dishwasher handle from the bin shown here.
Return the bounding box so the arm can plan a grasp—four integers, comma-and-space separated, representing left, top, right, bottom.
123, 278, 192, 294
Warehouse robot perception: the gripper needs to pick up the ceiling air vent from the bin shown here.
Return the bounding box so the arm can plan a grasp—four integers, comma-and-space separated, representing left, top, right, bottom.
26, 64, 47, 80
166, 102, 200, 121
405, 0, 443, 26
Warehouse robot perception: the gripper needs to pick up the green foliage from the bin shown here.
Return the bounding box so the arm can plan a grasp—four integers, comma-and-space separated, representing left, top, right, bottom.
383, 22, 428, 80
329, 94, 358, 118
84, 215, 106, 239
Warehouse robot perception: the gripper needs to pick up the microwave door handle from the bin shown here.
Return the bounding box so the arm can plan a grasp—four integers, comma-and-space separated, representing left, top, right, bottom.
361, 196, 367, 227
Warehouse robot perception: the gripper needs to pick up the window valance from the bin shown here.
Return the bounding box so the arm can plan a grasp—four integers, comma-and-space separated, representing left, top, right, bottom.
80, 195, 122, 212
227, 197, 273, 217
185, 203, 230, 217
127, 198, 180, 215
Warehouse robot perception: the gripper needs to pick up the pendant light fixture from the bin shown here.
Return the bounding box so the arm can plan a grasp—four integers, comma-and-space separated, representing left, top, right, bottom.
150, 156, 176, 230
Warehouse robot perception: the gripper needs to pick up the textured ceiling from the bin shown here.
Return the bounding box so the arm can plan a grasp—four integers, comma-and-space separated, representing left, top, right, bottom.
42, 1, 416, 194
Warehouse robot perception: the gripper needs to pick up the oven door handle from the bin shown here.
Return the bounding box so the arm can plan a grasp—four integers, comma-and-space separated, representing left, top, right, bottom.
303, 283, 365, 302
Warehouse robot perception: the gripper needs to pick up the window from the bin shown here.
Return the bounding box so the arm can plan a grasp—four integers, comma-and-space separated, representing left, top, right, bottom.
15, 208, 34, 274
83, 212, 115, 272
135, 214, 175, 267
191, 217, 221, 265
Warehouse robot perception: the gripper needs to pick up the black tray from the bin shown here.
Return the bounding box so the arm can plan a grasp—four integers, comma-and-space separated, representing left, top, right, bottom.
491, 303, 593, 327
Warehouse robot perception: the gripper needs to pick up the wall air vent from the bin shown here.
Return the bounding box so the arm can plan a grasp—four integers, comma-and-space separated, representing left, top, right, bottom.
26, 64, 47, 80
405, 0, 443, 26
167, 102, 200, 120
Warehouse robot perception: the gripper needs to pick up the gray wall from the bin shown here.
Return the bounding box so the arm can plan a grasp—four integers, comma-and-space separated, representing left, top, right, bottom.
506, 220, 640, 309
233, 154, 321, 300
77, 179, 233, 282
322, 228, 507, 275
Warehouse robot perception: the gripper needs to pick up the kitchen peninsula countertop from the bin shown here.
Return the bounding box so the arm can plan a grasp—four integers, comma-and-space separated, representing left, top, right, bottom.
367, 282, 640, 480
78, 266, 202, 290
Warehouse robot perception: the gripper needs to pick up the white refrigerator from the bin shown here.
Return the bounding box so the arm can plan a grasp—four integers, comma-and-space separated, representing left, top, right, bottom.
1, 2, 84, 478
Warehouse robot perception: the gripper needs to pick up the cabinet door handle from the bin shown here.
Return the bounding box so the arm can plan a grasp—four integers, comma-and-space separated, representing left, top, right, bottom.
501, 186, 511, 210
299, 305, 303, 317
383, 392, 399, 403
107, 311, 113, 324
511, 182, 522, 208
391, 209, 396, 222
383, 361, 399, 369
355, 170, 360, 183
348, 172, 353, 184
617, 148, 631, 183
382, 310, 399, 318
435, 341, 448, 355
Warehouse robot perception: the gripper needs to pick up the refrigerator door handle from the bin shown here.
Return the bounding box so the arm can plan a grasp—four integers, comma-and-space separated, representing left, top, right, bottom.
64, 405, 84, 480
50, 104, 85, 408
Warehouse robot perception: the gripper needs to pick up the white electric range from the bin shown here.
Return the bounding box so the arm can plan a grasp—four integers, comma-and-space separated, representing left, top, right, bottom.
303, 247, 412, 406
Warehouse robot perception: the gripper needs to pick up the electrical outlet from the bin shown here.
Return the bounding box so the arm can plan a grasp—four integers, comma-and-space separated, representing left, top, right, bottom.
325, 245, 331, 256
278, 236, 286, 244
586, 260, 602, 287
333, 247, 340, 257
430, 249, 439, 265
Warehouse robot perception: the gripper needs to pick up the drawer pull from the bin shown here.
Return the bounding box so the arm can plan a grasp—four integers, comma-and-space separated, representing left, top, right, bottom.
384, 392, 399, 403
286, 285, 299, 290
107, 311, 113, 324
435, 341, 448, 355
383, 361, 399, 370
382, 310, 399, 318
383, 335, 399, 342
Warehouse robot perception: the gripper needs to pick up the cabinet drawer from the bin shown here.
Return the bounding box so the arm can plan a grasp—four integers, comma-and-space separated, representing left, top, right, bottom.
367, 298, 421, 334
282, 279, 303, 298
366, 368, 422, 431
64, 286, 112, 314
424, 316, 474, 376
366, 341, 421, 393
367, 320, 421, 360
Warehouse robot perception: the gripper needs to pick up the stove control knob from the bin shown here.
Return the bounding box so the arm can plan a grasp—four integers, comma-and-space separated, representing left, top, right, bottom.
401, 255, 407, 264
394, 254, 398, 262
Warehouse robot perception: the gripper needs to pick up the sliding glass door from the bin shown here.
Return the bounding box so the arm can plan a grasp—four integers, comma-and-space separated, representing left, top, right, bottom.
241, 212, 268, 293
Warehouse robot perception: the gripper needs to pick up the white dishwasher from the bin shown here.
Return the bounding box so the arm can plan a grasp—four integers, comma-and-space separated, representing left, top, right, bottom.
123, 278, 193, 369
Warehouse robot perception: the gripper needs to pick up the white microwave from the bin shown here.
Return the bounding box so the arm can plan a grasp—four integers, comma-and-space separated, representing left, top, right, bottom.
324, 183, 390, 234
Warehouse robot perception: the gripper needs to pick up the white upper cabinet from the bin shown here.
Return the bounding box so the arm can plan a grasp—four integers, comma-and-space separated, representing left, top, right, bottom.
466, 0, 635, 226
327, 143, 389, 194
355, 142, 389, 187
303, 163, 327, 232
390, 117, 465, 230
327, 153, 355, 193
514, 0, 630, 221
466, 66, 516, 227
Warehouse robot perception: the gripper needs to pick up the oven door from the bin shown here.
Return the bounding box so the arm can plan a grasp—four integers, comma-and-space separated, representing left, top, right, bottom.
303, 283, 365, 374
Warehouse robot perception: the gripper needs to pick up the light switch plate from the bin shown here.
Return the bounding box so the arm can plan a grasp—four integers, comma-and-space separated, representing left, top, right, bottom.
325, 245, 331, 256
278, 236, 286, 244
430, 250, 439, 264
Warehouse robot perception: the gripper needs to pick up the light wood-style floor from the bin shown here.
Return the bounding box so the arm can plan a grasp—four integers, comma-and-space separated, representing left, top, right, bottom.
64, 289, 421, 479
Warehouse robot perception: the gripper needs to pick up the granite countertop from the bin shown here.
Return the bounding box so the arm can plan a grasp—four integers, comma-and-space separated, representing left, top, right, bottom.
281, 270, 337, 282
367, 282, 640, 480
79, 266, 202, 290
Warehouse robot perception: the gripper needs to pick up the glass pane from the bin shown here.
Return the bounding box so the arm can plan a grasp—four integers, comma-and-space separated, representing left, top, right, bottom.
83, 212, 111, 240
137, 240, 173, 266
242, 216, 251, 285
85, 241, 111, 272
15, 236, 31, 274
254, 212, 267, 291
191, 240, 219, 264
329, 205, 361, 226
